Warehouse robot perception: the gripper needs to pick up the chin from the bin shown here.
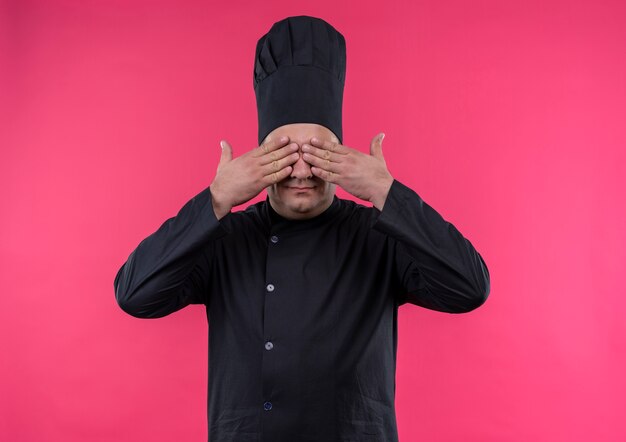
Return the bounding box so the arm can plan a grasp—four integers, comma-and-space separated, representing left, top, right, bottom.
268, 182, 335, 219
287, 200, 317, 213
273, 195, 326, 219
279, 192, 317, 210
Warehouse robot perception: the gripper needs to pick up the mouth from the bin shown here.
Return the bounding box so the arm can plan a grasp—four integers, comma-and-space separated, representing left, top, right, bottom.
285, 186, 315, 195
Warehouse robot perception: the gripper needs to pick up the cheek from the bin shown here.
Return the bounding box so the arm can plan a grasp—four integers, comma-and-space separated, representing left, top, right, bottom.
276, 186, 291, 200
323, 183, 336, 197
266, 185, 278, 199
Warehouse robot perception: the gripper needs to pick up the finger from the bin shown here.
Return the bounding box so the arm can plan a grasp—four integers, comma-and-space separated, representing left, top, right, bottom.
302, 151, 340, 173
370, 133, 385, 160
253, 135, 291, 157
310, 166, 338, 183
219, 140, 232, 164
261, 151, 300, 175
262, 165, 294, 185
310, 137, 349, 154
301, 143, 343, 163
259, 142, 299, 166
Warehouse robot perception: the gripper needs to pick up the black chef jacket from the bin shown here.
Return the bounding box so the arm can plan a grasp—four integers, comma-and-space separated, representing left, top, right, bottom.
114, 179, 490, 442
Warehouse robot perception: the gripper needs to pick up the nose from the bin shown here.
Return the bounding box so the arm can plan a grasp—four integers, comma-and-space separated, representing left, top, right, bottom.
291, 147, 313, 179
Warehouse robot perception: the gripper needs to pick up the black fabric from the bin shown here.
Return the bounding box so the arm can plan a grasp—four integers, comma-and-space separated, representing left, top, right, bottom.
114, 180, 490, 441
254, 16, 346, 145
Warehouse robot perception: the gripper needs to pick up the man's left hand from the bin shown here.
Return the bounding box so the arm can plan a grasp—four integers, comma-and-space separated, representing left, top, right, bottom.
302, 133, 394, 211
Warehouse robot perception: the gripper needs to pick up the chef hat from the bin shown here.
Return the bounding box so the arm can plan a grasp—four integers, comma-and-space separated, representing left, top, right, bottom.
253, 15, 346, 145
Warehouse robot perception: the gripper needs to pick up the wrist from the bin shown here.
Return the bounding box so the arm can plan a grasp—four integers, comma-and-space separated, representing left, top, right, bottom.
209, 185, 232, 220
370, 176, 394, 211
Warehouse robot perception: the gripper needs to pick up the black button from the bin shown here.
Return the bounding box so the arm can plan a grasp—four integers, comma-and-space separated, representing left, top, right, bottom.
264, 401, 272, 411
270, 235, 279, 243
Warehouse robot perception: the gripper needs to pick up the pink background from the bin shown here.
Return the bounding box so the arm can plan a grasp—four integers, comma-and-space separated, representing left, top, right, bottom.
2, 0, 625, 440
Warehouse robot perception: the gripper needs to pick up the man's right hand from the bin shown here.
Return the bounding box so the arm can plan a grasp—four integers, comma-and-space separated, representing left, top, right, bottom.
209, 136, 300, 220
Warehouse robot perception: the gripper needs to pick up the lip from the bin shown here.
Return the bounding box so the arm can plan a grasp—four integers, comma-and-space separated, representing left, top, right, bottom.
287, 186, 315, 190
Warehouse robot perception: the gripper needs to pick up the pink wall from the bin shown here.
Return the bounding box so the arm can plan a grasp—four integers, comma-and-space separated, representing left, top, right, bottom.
2, 0, 625, 440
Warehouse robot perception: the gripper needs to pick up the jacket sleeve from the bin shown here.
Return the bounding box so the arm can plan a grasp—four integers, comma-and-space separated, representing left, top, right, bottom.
372, 179, 490, 313
113, 186, 229, 319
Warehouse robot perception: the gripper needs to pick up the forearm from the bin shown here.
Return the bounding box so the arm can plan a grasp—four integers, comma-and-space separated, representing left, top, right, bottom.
114, 185, 228, 318
373, 179, 490, 313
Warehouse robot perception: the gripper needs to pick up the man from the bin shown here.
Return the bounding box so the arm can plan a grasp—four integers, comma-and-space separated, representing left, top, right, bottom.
114, 15, 490, 441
